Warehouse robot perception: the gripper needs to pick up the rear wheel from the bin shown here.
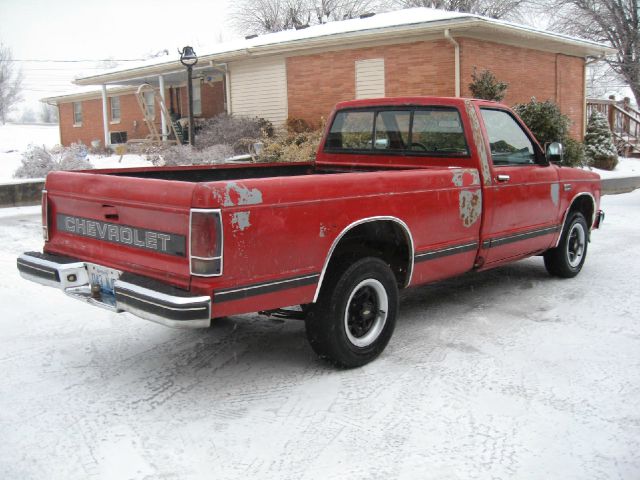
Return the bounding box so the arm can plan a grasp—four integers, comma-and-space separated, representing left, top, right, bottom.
305, 257, 398, 368
544, 211, 589, 278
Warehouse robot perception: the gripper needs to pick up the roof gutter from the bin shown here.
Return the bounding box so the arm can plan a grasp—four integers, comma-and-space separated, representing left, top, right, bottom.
444, 29, 460, 97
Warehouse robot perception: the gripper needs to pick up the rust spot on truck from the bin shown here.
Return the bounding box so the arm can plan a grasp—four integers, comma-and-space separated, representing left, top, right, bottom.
452, 168, 481, 187
223, 182, 263, 207
464, 101, 492, 186
231, 211, 251, 231
459, 189, 482, 227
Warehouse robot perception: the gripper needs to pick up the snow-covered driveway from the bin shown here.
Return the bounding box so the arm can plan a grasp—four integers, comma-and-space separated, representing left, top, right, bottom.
1, 192, 639, 480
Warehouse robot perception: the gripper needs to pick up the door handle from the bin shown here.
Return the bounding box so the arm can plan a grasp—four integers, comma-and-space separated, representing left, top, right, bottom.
496, 174, 510, 182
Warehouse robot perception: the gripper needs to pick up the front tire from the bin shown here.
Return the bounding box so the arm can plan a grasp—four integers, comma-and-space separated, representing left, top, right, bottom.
544, 211, 589, 278
305, 257, 398, 368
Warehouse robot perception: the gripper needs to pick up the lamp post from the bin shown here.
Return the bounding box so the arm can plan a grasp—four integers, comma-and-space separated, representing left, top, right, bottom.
179, 46, 198, 146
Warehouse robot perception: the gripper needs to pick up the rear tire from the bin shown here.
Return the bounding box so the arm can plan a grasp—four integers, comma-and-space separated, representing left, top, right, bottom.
305, 257, 398, 368
544, 212, 589, 278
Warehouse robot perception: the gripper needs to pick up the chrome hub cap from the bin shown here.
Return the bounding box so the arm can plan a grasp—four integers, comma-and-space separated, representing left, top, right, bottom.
567, 222, 586, 268
344, 279, 388, 348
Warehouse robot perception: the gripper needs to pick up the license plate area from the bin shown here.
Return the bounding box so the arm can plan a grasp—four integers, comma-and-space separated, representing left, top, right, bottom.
86, 263, 122, 295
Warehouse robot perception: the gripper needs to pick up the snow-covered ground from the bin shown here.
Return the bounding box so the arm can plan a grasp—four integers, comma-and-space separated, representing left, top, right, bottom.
0, 123, 151, 183
0, 192, 638, 479
0, 123, 59, 182
589, 156, 640, 178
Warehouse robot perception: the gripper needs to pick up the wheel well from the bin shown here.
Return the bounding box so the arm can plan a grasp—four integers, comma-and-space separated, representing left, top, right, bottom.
322, 220, 412, 290
568, 194, 595, 228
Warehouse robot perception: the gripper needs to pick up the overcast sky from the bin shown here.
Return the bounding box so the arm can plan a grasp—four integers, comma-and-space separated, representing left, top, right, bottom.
0, 0, 235, 113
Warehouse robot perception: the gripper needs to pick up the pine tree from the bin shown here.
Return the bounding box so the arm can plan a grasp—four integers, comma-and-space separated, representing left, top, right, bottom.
584, 111, 618, 170
468, 67, 508, 102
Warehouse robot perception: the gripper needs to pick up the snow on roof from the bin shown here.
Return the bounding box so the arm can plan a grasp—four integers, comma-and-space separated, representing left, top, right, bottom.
71, 7, 613, 88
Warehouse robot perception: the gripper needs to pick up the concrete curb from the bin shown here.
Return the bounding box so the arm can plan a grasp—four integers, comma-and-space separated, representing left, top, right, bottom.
1, 175, 639, 209
601, 176, 640, 195
0, 181, 45, 208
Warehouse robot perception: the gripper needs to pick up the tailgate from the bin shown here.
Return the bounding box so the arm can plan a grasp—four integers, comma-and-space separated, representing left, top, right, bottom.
44, 171, 196, 288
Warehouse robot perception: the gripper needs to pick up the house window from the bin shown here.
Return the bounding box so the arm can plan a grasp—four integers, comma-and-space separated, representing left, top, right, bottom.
192, 80, 202, 116
73, 102, 82, 125
110, 96, 121, 122
143, 91, 155, 118
355, 58, 385, 99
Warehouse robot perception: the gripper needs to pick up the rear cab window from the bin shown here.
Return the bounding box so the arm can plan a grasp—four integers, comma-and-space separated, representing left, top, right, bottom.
325, 106, 469, 157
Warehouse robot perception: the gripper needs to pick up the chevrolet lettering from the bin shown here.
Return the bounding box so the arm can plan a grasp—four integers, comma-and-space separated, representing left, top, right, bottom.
57, 214, 185, 256
17, 97, 603, 367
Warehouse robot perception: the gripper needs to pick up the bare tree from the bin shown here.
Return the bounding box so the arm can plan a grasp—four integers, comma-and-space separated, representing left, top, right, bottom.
388, 0, 525, 20
40, 103, 59, 124
0, 44, 23, 124
231, 0, 381, 35
547, 0, 640, 107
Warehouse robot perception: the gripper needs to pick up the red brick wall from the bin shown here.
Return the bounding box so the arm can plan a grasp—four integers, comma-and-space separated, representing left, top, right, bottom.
57, 81, 225, 146
177, 80, 226, 118
287, 37, 585, 138
287, 40, 455, 128
459, 38, 585, 138
556, 54, 585, 138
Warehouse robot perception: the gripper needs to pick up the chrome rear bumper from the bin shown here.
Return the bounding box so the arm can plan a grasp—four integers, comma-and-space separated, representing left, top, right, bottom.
17, 252, 211, 328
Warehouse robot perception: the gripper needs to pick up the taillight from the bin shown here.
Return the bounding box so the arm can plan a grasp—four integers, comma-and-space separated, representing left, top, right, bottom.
42, 190, 49, 241
189, 209, 223, 276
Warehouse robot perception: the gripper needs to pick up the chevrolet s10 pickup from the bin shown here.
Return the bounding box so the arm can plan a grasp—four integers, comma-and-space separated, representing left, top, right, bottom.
17, 97, 603, 367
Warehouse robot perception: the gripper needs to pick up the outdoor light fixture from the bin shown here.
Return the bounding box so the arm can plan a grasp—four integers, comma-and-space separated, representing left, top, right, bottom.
179, 46, 198, 146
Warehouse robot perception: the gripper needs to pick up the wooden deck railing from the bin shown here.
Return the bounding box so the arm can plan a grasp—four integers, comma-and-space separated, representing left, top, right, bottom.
587, 96, 640, 155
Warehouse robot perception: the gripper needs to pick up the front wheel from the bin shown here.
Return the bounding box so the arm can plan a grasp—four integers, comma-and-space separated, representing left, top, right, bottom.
305, 257, 398, 368
544, 212, 589, 278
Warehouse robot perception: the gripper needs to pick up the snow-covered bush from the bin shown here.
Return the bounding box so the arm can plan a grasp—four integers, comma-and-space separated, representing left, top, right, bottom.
512, 97, 586, 166
468, 67, 508, 102
584, 111, 618, 170
513, 97, 570, 146
196, 114, 273, 154
149, 144, 235, 167
14, 143, 92, 178
562, 138, 586, 168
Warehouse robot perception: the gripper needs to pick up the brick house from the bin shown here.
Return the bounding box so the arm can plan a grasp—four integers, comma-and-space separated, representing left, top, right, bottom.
44, 8, 613, 147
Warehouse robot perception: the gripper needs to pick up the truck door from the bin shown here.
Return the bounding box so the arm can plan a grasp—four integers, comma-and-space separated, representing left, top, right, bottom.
478, 107, 561, 266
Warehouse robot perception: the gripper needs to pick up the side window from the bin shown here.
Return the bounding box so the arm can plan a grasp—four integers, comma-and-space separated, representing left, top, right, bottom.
411, 109, 468, 154
480, 108, 536, 165
143, 91, 156, 119
374, 110, 410, 150
110, 96, 121, 122
326, 111, 374, 150
192, 80, 202, 116
73, 102, 82, 125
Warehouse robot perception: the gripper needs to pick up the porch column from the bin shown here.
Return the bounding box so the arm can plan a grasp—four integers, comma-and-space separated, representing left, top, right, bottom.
159, 74, 168, 140
101, 85, 109, 146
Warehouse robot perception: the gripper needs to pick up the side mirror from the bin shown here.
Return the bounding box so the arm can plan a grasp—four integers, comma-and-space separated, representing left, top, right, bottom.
546, 142, 564, 164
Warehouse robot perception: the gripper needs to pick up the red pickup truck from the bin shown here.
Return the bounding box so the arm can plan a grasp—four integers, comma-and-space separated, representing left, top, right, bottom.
17, 97, 603, 367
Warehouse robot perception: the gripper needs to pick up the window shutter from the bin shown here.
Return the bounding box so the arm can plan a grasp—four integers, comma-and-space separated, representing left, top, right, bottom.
355, 59, 385, 99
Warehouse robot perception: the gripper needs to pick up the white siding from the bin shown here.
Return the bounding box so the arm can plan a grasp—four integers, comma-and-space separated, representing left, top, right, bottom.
355, 58, 385, 99
229, 57, 288, 125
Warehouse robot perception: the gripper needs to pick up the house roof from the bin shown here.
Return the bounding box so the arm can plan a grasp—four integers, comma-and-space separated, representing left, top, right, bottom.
43, 7, 615, 103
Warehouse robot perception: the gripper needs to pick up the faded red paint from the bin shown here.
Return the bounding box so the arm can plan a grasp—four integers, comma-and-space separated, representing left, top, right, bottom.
41, 97, 600, 320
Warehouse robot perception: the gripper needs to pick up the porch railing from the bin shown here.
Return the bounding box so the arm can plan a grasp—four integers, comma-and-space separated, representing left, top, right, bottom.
587, 96, 640, 155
